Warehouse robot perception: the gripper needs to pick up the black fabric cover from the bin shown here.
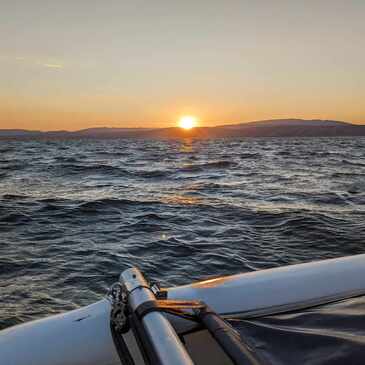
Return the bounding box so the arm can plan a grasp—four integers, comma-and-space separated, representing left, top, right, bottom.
227, 295, 365, 364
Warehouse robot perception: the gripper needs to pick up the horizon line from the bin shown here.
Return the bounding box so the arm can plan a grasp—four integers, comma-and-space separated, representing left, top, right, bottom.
2, 118, 364, 133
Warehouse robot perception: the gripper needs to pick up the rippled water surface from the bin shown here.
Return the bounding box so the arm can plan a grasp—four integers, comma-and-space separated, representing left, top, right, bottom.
1, 137, 365, 329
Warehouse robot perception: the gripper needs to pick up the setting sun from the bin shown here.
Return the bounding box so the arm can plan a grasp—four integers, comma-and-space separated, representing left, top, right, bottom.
178, 116, 198, 130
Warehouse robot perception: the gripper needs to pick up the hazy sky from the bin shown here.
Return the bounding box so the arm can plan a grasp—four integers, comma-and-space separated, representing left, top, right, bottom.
1, 0, 364, 130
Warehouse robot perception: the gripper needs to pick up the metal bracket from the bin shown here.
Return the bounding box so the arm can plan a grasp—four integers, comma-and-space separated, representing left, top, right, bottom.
108, 282, 130, 333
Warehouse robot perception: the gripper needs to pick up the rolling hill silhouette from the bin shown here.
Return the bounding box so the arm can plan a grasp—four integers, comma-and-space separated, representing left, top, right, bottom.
1, 119, 364, 139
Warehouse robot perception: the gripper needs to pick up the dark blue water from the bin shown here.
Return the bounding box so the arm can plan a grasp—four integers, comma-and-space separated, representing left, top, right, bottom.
1, 137, 365, 329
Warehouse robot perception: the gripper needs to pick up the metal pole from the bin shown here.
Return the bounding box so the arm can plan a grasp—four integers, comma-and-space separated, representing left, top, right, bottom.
197, 306, 262, 365
120, 267, 194, 365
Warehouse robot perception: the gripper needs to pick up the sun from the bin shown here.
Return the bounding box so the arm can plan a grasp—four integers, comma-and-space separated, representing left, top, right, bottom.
178, 116, 198, 130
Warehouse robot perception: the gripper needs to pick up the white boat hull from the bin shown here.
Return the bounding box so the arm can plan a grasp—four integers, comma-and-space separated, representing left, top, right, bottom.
1, 254, 365, 365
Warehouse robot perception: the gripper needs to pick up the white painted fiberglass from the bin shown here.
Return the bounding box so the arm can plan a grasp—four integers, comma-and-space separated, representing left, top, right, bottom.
168, 254, 365, 316
0, 299, 120, 365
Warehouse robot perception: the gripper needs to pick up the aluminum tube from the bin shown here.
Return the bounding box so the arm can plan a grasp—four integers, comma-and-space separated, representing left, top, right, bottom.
120, 268, 194, 365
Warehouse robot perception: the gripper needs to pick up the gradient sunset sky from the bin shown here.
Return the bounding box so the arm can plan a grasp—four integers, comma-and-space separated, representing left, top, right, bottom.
1, 0, 364, 130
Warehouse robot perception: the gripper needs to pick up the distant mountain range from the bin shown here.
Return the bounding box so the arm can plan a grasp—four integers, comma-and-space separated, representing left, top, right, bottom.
1, 119, 365, 139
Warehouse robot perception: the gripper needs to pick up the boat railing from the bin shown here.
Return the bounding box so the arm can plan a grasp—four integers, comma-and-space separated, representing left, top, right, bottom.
110, 267, 264, 365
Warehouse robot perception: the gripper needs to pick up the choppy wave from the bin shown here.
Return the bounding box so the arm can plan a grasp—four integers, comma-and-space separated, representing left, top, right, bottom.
180, 160, 237, 172
1, 137, 365, 329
